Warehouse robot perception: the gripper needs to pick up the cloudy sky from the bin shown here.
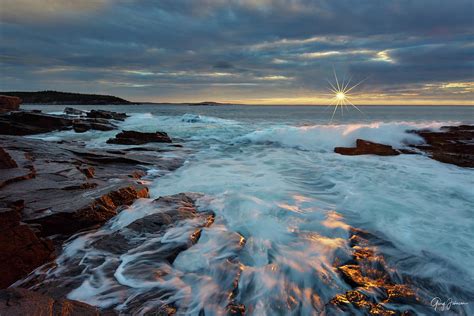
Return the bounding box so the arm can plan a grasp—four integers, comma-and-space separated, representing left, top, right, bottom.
1, 0, 473, 104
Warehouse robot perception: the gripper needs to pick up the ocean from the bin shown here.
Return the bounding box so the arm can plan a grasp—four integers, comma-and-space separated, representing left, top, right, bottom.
22, 104, 474, 314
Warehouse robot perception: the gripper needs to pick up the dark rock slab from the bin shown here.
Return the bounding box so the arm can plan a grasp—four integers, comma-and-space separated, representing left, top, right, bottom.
64, 107, 86, 116
0, 110, 121, 135
0, 111, 73, 135
87, 109, 127, 121
72, 119, 116, 133
0, 95, 21, 113
0, 288, 100, 315
93, 193, 214, 256
335, 139, 400, 156
107, 130, 172, 145
410, 125, 474, 167
26, 186, 149, 237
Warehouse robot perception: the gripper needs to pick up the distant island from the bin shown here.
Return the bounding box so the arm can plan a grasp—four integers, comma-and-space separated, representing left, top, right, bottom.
188, 101, 226, 106
1, 91, 134, 105
150, 101, 228, 106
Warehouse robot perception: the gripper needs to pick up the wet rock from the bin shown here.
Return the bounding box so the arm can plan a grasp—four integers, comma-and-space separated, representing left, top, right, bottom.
0, 110, 118, 135
64, 107, 86, 116
0, 147, 17, 169
107, 130, 172, 145
227, 303, 246, 315
16, 194, 215, 313
28, 185, 149, 237
409, 125, 474, 167
0, 288, 99, 315
86, 109, 127, 121
93, 193, 214, 256
0, 123, 184, 289
0, 147, 36, 189
0, 135, 183, 239
0, 134, 185, 287
335, 139, 400, 156
328, 228, 427, 315
72, 119, 116, 133
0, 95, 21, 113
0, 111, 73, 135
0, 202, 54, 288
78, 166, 95, 178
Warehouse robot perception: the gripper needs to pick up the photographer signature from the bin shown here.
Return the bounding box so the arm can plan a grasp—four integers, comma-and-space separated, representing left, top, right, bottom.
431, 297, 468, 311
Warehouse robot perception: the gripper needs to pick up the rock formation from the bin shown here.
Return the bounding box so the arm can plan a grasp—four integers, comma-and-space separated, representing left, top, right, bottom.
0, 288, 100, 315
0, 110, 120, 135
410, 125, 474, 167
0, 201, 54, 288
107, 130, 172, 145
335, 139, 400, 156
0, 135, 183, 288
328, 228, 432, 315
334, 125, 474, 168
0, 95, 21, 113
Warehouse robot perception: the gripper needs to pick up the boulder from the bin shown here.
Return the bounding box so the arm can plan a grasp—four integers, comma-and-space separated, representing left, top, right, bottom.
107, 130, 172, 145
335, 139, 400, 156
0, 95, 21, 113
86, 109, 127, 121
0, 288, 99, 315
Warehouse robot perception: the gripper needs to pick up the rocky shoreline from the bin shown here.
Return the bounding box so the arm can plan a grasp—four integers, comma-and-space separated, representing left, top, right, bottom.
335, 125, 474, 168
0, 96, 472, 314
0, 96, 186, 314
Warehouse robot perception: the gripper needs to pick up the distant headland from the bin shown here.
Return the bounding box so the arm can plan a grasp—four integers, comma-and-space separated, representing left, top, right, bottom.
0, 91, 134, 105
0, 91, 230, 106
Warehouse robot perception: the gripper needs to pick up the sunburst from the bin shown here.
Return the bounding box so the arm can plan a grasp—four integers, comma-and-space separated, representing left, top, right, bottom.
325, 69, 367, 122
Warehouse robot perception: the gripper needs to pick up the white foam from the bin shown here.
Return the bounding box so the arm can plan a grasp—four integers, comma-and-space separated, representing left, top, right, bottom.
236, 121, 455, 152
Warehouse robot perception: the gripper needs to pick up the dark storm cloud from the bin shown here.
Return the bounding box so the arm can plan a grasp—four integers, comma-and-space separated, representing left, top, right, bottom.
0, 0, 473, 103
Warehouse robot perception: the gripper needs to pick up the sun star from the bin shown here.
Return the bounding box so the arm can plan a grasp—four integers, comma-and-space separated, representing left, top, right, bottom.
336, 92, 346, 100
325, 69, 367, 122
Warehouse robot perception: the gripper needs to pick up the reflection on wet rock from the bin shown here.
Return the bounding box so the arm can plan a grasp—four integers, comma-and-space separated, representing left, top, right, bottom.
329, 228, 430, 315
15, 193, 216, 314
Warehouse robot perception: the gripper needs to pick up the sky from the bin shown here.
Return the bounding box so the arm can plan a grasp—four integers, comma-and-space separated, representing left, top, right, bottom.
0, 0, 473, 105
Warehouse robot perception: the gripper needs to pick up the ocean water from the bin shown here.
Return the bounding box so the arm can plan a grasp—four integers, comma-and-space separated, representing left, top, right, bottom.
21, 105, 474, 314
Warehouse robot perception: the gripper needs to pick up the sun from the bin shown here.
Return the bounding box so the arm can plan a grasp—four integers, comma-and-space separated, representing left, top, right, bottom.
325, 68, 367, 122
336, 92, 346, 101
